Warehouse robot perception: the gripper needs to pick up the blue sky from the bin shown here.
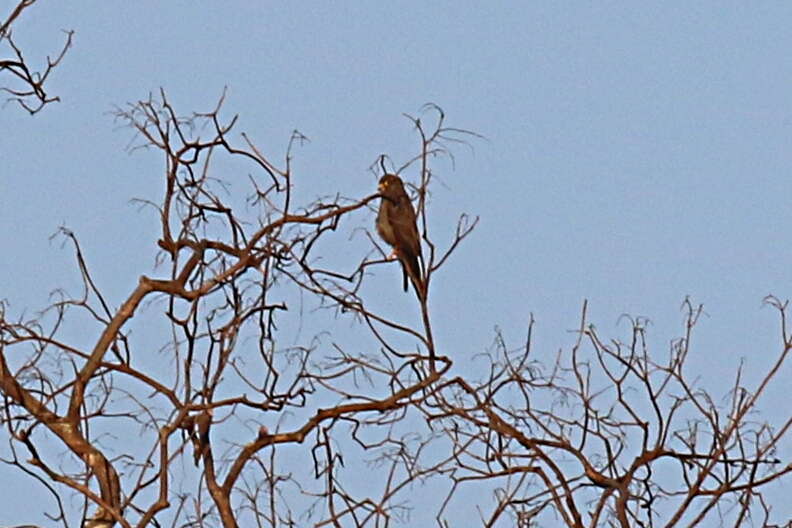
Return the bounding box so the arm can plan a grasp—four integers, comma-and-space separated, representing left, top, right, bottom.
3, 2, 792, 525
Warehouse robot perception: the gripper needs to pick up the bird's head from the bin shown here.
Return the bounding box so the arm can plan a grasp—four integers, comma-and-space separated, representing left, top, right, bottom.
378, 173, 405, 197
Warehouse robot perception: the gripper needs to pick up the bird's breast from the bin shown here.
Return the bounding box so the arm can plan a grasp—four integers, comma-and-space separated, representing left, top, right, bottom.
376, 207, 397, 246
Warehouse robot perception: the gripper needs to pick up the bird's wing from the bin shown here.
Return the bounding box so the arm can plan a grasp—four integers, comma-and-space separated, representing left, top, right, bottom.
389, 200, 422, 293
390, 200, 422, 261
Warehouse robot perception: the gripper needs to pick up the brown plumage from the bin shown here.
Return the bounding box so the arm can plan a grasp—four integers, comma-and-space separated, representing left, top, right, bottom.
192, 411, 212, 467
376, 174, 423, 294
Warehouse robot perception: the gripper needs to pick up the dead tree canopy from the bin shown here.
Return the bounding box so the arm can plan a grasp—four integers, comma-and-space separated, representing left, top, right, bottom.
1, 90, 791, 528
0, 0, 72, 114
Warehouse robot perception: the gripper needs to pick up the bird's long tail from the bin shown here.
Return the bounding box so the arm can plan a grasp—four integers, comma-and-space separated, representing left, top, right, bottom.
401, 255, 424, 300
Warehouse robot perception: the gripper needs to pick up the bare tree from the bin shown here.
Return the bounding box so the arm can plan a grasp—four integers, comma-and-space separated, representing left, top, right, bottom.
425, 299, 792, 527
0, 91, 478, 527
1, 0, 72, 114
1, 83, 791, 528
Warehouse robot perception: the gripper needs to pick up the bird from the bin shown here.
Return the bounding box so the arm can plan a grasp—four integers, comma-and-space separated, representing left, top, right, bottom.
376, 174, 423, 295
192, 410, 212, 466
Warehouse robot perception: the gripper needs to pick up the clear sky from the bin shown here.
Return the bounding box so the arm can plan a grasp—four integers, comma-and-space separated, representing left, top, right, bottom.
3, 2, 792, 525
